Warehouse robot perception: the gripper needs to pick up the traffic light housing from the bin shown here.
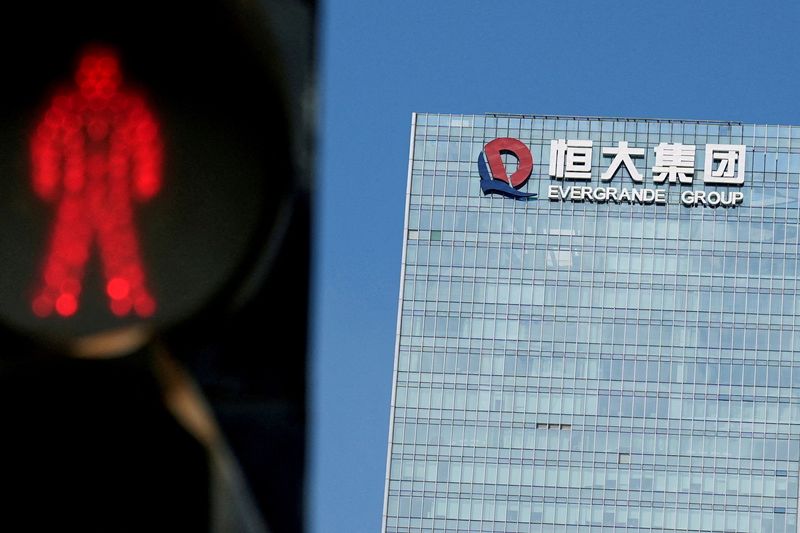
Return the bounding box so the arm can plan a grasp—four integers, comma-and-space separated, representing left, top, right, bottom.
0, 1, 314, 531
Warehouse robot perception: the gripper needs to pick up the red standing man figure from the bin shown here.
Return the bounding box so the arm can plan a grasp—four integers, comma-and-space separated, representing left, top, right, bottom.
31, 49, 161, 318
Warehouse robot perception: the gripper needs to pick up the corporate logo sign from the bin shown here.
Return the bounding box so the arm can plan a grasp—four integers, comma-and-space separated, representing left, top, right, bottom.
477, 138, 537, 200
477, 137, 745, 208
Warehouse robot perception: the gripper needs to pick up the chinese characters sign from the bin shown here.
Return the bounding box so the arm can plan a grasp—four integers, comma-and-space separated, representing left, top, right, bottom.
546, 139, 745, 207
479, 136, 746, 208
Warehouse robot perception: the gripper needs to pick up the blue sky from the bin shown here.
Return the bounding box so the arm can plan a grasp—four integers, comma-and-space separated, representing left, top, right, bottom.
310, 2, 800, 531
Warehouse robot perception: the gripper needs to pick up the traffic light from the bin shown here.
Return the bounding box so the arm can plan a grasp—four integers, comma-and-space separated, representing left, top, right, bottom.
0, 1, 314, 531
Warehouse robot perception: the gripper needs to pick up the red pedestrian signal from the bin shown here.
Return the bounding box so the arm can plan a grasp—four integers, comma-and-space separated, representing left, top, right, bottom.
31, 48, 160, 319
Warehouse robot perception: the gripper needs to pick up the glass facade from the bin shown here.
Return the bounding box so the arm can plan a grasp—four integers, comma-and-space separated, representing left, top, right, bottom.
382, 113, 800, 532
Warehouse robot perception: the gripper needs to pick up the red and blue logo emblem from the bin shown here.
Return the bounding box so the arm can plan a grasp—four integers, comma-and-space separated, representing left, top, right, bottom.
477, 138, 537, 199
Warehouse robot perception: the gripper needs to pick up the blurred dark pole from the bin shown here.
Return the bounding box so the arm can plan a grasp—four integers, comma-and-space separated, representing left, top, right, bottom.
181, 123, 314, 530
171, 3, 317, 532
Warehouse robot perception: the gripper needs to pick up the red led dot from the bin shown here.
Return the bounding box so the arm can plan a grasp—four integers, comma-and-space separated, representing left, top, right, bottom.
64, 242, 88, 264
110, 298, 132, 317
87, 119, 109, 141
60, 279, 81, 295
44, 267, 66, 288
134, 295, 156, 318
125, 265, 143, 281
32, 295, 53, 318
86, 154, 106, 178
53, 94, 69, 110
137, 178, 159, 199
61, 202, 81, 221
106, 277, 130, 300
55, 294, 78, 317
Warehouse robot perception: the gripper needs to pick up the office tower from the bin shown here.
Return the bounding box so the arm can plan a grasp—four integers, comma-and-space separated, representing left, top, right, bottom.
384, 113, 800, 533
